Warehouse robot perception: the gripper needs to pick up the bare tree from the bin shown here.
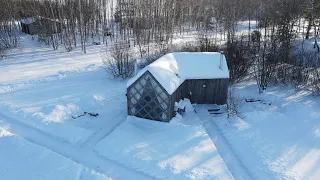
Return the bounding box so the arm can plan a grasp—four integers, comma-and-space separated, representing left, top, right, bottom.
102, 41, 135, 79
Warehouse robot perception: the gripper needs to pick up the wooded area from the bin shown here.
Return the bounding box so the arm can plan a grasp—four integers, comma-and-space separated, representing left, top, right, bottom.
0, 0, 320, 94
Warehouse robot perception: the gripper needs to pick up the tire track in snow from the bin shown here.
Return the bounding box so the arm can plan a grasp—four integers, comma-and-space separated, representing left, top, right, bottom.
194, 105, 253, 180
0, 112, 156, 180
79, 110, 127, 150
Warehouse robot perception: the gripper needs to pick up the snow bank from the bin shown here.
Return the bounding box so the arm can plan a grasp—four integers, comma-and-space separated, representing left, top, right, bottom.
0, 105, 94, 144
0, 125, 112, 180
0, 125, 13, 137
95, 105, 234, 180
37, 104, 84, 123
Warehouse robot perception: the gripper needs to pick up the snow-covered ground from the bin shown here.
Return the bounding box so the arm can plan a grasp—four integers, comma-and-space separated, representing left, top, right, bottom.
0, 34, 319, 180
0, 35, 152, 180
0, 35, 234, 180
0, 123, 112, 180
95, 101, 234, 180
196, 82, 320, 180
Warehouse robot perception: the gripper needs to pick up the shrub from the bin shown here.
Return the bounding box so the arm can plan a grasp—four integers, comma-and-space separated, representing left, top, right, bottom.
224, 40, 253, 84
227, 88, 242, 120
102, 42, 135, 79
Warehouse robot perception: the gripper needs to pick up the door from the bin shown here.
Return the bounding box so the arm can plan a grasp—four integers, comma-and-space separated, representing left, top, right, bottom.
188, 80, 207, 104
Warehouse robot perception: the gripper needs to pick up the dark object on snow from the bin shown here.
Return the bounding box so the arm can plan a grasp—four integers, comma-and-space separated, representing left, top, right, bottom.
72, 112, 99, 119
208, 108, 220, 112
72, 112, 87, 119
210, 112, 223, 115
246, 99, 271, 105
208, 107, 225, 114
93, 42, 101, 45
88, 112, 99, 117
261, 101, 272, 105
106, 32, 113, 36
177, 106, 186, 115
245, 99, 261, 102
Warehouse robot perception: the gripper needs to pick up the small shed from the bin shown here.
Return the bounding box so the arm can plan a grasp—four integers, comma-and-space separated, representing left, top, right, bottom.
21, 18, 36, 35
20, 17, 63, 35
127, 52, 229, 122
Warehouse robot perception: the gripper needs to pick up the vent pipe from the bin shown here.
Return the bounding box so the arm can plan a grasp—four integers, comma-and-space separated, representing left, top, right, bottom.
219, 51, 224, 70
134, 59, 138, 75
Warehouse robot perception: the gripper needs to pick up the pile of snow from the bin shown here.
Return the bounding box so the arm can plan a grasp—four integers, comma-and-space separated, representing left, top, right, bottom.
0, 106, 94, 144
95, 101, 234, 180
0, 125, 13, 137
127, 52, 229, 94
0, 124, 111, 180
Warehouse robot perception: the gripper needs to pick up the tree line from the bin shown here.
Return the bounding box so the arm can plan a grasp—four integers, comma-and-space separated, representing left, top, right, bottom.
0, 0, 319, 94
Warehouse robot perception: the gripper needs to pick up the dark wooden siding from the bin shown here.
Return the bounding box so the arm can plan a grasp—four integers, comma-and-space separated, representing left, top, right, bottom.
169, 78, 229, 119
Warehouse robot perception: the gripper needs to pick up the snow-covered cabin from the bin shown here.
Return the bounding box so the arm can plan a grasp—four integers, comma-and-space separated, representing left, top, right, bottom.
127, 52, 229, 122
21, 18, 36, 35
20, 17, 63, 35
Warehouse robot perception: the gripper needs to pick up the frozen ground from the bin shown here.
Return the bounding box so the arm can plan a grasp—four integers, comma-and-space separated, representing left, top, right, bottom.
0, 34, 319, 180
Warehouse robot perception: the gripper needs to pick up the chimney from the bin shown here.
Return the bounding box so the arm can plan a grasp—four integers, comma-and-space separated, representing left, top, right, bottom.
134, 59, 138, 76
219, 51, 224, 70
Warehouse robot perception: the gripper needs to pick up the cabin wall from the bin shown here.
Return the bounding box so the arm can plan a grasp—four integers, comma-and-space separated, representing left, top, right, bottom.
21, 20, 62, 35
169, 82, 186, 120
169, 78, 229, 119
28, 24, 36, 35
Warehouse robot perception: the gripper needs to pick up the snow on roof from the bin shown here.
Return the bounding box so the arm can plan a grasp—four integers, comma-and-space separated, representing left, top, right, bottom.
127, 52, 229, 95
21, 18, 34, 24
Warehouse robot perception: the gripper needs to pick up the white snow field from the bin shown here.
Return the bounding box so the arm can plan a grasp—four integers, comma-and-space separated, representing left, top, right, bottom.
0, 124, 112, 180
0, 34, 319, 180
195, 82, 320, 180
95, 100, 234, 180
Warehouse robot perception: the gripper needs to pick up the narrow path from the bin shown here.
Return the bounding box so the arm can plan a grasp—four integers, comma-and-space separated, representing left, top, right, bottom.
80, 111, 127, 150
0, 113, 155, 180
194, 105, 253, 180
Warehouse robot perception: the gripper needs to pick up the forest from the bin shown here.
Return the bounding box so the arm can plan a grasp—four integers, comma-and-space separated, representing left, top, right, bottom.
0, 0, 320, 94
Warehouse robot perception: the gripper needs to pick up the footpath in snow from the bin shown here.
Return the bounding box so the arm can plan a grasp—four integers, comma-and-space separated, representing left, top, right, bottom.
0, 35, 155, 180
0, 122, 112, 180
194, 105, 253, 180
198, 82, 320, 180
0, 114, 154, 180
95, 100, 234, 180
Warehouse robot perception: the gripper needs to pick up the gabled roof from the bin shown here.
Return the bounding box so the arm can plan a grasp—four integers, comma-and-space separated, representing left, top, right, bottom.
21, 18, 35, 25
127, 52, 229, 95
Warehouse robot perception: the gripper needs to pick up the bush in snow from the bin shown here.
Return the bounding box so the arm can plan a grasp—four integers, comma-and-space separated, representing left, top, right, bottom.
310, 69, 320, 95
102, 41, 135, 79
0, 44, 6, 59
227, 88, 242, 120
0, 23, 19, 59
198, 35, 220, 52
309, 56, 320, 95
225, 40, 253, 84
